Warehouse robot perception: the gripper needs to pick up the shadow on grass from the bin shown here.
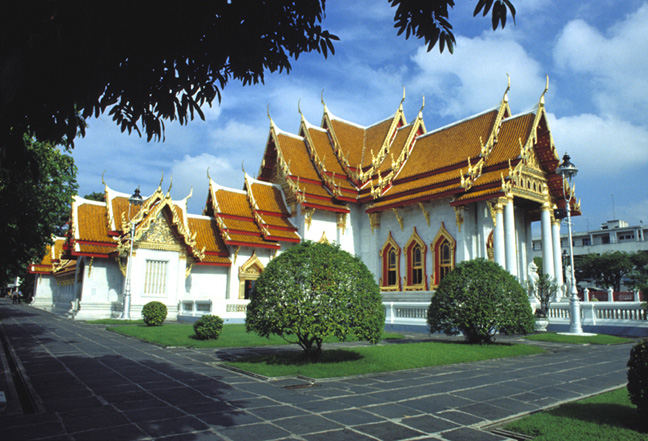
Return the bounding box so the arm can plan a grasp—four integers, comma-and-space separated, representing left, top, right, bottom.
547, 402, 647, 433
237, 349, 364, 366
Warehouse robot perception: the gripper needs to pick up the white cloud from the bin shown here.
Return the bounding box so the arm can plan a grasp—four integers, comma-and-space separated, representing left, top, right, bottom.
548, 112, 648, 174
170, 153, 242, 212
410, 32, 546, 117
554, 4, 648, 122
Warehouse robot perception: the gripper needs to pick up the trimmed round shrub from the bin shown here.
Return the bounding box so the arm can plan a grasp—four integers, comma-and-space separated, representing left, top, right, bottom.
193, 315, 224, 340
246, 241, 384, 360
627, 339, 648, 416
428, 258, 535, 344
141, 301, 167, 326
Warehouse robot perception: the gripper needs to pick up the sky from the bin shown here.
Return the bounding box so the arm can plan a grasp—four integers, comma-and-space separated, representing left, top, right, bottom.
72, 0, 648, 234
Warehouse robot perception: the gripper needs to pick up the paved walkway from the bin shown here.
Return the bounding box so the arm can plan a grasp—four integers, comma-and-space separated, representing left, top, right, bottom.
0, 299, 633, 441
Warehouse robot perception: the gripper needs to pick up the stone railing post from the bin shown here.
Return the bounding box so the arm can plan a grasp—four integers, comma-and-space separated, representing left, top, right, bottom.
608, 286, 614, 302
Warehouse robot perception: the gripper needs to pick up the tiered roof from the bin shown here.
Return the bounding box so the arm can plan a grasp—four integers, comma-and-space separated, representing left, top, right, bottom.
206, 175, 300, 250
258, 82, 578, 220
28, 237, 72, 276
63, 183, 231, 267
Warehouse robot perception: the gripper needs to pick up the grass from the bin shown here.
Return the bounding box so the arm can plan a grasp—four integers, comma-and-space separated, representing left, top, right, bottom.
226, 341, 545, 378
503, 388, 647, 441
86, 318, 146, 325
525, 332, 633, 345
107, 323, 404, 349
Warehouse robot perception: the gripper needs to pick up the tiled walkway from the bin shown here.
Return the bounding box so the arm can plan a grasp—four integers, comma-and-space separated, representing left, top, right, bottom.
0, 300, 632, 440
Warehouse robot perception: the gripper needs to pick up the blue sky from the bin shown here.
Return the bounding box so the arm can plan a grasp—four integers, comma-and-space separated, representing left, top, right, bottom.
73, 0, 648, 233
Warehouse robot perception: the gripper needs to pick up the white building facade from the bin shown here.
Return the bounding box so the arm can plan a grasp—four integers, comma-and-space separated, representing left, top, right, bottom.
30, 85, 578, 321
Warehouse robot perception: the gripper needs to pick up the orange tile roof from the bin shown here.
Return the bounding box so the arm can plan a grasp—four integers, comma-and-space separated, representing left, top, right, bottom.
307, 126, 346, 175
249, 182, 291, 216
377, 124, 415, 175
487, 113, 535, 165
397, 109, 498, 180
363, 118, 395, 168
187, 216, 229, 256
276, 133, 321, 182
368, 182, 460, 210
329, 118, 365, 167
77, 203, 112, 243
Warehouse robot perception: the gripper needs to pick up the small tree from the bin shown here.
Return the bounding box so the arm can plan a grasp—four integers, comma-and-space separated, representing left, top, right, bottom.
246, 241, 384, 360
528, 272, 559, 318
428, 259, 534, 344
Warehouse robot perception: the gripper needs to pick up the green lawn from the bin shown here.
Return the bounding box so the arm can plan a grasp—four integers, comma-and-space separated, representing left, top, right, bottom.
525, 332, 633, 345
225, 341, 545, 378
107, 323, 404, 349
87, 318, 146, 325
503, 388, 647, 441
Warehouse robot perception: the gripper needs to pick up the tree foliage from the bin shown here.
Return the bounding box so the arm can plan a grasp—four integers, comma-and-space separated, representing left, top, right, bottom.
246, 241, 384, 359
528, 272, 559, 317
141, 301, 168, 326
83, 192, 105, 202
428, 259, 534, 344
627, 339, 648, 417
575, 251, 640, 292
1, 1, 516, 161
0, 135, 77, 287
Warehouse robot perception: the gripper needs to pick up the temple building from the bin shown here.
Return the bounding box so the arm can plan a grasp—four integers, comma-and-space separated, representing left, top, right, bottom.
29, 83, 580, 320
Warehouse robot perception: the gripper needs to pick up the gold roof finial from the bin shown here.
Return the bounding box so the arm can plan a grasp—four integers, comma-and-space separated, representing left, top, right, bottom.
540, 74, 549, 106
158, 171, 164, 190
166, 176, 173, 197
418, 95, 425, 118
241, 160, 246, 175
266, 104, 272, 123
504, 74, 511, 103
101, 170, 107, 187
400, 85, 406, 107
321, 89, 325, 105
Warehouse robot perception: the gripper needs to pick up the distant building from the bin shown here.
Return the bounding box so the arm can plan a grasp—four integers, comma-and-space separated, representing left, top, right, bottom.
532, 220, 648, 258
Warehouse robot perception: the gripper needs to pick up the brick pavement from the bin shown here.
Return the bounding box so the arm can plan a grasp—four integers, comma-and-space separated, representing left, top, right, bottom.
0, 299, 633, 440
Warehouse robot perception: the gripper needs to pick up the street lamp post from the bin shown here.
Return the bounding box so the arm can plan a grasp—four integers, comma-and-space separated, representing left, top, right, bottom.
555, 153, 584, 334
120, 187, 143, 320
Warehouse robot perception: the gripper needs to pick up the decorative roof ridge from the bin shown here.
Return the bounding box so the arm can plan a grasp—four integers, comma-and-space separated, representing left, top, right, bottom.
274, 125, 305, 140
211, 180, 247, 195
503, 110, 536, 121
187, 213, 215, 220
366, 113, 397, 130
327, 109, 367, 129
303, 116, 327, 132
417, 106, 500, 139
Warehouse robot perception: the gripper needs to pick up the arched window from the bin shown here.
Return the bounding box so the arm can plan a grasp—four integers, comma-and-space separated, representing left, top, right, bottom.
379, 233, 401, 291
405, 227, 427, 290
432, 222, 456, 288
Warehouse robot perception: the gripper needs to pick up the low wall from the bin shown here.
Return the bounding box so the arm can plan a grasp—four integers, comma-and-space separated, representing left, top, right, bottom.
383, 300, 648, 337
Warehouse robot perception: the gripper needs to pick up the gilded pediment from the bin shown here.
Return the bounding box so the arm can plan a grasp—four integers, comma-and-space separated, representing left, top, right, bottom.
139, 213, 184, 252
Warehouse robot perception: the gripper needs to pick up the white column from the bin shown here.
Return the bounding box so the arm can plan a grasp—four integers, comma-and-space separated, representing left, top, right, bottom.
541, 202, 555, 279
504, 197, 517, 277
552, 219, 564, 301
493, 201, 506, 269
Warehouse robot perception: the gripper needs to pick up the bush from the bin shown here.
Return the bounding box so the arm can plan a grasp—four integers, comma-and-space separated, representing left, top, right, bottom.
141, 301, 167, 326
627, 339, 648, 416
193, 315, 224, 340
246, 241, 384, 360
428, 259, 535, 344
